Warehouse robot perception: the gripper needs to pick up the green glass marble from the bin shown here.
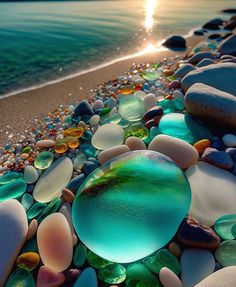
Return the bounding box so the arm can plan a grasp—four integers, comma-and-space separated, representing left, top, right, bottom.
34, 151, 54, 170
0, 178, 27, 202
142, 68, 160, 81
87, 251, 111, 269
37, 197, 62, 223
0, 172, 23, 185
21, 193, 34, 211
27, 202, 47, 219
72, 150, 191, 263
119, 95, 145, 122
73, 243, 87, 268
125, 122, 149, 140
98, 263, 126, 284
126, 263, 160, 287
214, 214, 236, 240
5, 268, 35, 287
215, 240, 236, 267
143, 249, 181, 275
158, 99, 175, 114
157, 113, 212, 144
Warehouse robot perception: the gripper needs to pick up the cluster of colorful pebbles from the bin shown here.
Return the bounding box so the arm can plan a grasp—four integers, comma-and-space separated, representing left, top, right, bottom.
1, 39, 236, 287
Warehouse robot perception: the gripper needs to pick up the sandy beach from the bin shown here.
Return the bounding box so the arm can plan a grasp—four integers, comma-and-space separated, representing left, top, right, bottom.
0, 36, 203, 147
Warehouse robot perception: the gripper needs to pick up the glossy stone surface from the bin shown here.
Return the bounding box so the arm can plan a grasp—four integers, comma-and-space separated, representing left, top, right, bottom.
0, 173, 27, 202
214, 214, 236, 240
0, 200, 28, 286
98, 263, 126, 284
185, 162, 236, 226
73, 243, 87, 268
5, 268, 35, 287
34, 151, 54, 170
119, 95, 145, 122
37, 213, 73, 272
24, 165, 39, 184
157, 113, 211, 144
16, 252, 40, 271
72, 150, 191, 263
91, 123, 125, 150
73, 267, 98, 287
181, 249, 215, 287
33, 157, 73, 203
87, 251, 110, 269
215, 240, 236, 267
124, 122, 149, 140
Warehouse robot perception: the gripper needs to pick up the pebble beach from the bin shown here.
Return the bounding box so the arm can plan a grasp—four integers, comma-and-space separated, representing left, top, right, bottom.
0, 9, 236, 287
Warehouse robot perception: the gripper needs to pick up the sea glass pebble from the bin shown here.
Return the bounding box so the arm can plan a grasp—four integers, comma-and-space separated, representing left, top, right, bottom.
215, 240, 236, 267
5, 268, 35, 287
157, 113, 211, 144
214, 214, 236, 240
37, 213, 73, 272
27, 202, 47, 219
91, 123, 125, 150
119, 95, 145, 122
64, 127, 84, 138
98, 263, 126, 284
124, 122, 149, 140
0, 172, 23, 185
72, 150, 191, 263
126, 263, 159, 287
142, 68, 160, 81
73, 267, 98, 287
87, 251, 110, 269
33, 157, 73, 203
185, 162, 236, 226
159, 267, 182, 287
0, 176, 27, 202
36, 266, 65, 287
34, 151, 54, 170
16, 252, 40, 271
54, 141, 68, 154
24, 165, 38, 184
73, 243, 87, 268
21, 193, 34, 211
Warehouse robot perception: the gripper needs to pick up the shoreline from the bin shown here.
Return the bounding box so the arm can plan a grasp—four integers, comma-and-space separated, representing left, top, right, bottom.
0, 35, 204, 147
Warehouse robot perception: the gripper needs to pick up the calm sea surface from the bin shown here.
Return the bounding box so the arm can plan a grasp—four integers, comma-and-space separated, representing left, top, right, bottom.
0, 0, 235, 96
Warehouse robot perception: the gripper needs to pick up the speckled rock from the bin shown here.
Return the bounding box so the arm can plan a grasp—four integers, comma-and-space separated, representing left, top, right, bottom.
185, 83, 236, 128
182, 63, 236, 96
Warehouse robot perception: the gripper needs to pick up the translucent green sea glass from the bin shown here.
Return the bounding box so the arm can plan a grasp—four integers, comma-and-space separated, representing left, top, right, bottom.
73, 243, 87, 268
5, 268, 35, 287
0, 172, 23, 185
215, 240, 236, 267
72, 150, 191, 263
157, 113, 212, 144
0, 176, 27, 202
119, 95, 145, 122
98, 263, 126, 284
34, 151, 54, 170
214, 214, 236, 240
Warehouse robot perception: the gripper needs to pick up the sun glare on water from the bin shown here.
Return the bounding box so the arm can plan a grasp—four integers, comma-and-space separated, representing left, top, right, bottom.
144, 0, 159, 32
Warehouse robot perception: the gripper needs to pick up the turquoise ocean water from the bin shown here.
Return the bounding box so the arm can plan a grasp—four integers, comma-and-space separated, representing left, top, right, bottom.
0, 0, 235, 96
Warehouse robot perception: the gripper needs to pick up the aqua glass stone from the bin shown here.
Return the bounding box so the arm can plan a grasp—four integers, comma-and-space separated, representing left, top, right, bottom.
215, 240, 236, 267
37, 197, 62, 223
27, 202, 47, 219
149, 126, 160, 140
22, 238, 38, 253
80, 144, 96, 158
158, 99, 175, 114
126, 263, 160, 287
87, 251, 111, 269
172, 98, 185, 111
73, 267, 98, 287
73, 243, 87, 268
0, 178, 27, 202
5, 268, 36, 287
119, 118, 131, 128
21, 193, 34, 211
98, 263, 126, 284
0, 172, 23, 185
125, 122, 149, 140
34, 151, 54, 170
72, 150, 191, 263
81, 130, 93, 141
143, 249, 181, 275
214, 214, 236, 240
73, 153, 87, 171
119, 95, 145, 122
157, 113, 212, 144
103, 114, 122, 125
142, 68, 160, 81
231, 224, 236, 238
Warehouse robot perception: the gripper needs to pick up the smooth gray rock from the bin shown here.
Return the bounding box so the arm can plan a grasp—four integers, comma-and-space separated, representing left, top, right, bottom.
188, 52, 213, 64
174, 64, 196, 78
163, 35, 186, 49
0, 200, 28, 286
196, 58, 215, 67
185, 83, 236, 128
182, 63, 236, 96
219, 34, 236, 56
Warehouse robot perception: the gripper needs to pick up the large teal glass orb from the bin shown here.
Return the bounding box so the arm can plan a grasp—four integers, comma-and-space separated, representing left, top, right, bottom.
72, 151, 191, 263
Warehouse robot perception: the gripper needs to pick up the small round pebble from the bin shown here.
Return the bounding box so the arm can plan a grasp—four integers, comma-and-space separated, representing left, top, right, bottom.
222, 134, 236, 147
125, 136, 146, 151
159, 267, 182, 287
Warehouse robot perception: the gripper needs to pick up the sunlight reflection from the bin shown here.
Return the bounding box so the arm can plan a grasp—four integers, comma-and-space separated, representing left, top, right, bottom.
144, 0, 158, 32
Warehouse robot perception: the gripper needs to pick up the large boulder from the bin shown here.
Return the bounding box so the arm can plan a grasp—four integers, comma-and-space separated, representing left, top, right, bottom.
185, 83, 236, 128
218, 34, 236, 56
163, 35, 186, 49
181, 63, 236, 96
